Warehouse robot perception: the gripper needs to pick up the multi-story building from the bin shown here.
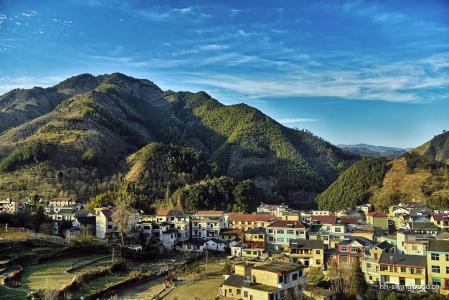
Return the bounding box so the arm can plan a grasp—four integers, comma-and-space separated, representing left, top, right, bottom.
191, 210, 226, 239
0, 199, 18, 214
220, 262, 304, 300
45, 205, 78, 222
379, 253, 426, 287
396, 231, 433, 254
361, 241, 395, 285
431, 214, 449, 231
287, 239, 324, 269
228, 213, 277, 230
335, 237, 373, 267
257, 203, 290, 217
244, 227, 267, 250
48, 196, 75, 207
95, 207, 116, 239
72, 212, 96, 236
267, 220, 308, 251
426, 240, 449, 294
366, 211, 389, 230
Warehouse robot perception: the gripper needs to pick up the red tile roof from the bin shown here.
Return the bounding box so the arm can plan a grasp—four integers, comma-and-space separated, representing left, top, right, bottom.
228, 213, 276, 222
367, 211, 387, 218
432, 214, 449, 221
311, 215, 338, 225
156, 209, 182, 217
196, 210, 224, 215
51, 196, 74, 202
339, 217, 358, 225
268, 220, 307, 228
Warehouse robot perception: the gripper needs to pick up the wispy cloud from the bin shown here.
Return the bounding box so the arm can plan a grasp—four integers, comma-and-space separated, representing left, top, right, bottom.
277, 117, 319, 124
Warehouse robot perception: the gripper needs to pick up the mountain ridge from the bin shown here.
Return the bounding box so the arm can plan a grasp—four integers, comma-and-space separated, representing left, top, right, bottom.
0, 73, 358, 211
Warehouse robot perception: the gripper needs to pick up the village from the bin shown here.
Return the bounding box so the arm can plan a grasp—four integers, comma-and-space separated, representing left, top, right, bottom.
1, 197, 449, 300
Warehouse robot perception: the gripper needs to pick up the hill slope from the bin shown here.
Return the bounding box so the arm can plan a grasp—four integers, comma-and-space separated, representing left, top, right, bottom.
318, 132, 449, 211
0, 73, 358, 210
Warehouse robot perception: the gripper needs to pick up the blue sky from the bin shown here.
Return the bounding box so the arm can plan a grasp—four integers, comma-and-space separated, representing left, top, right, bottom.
1, 0, 449, 148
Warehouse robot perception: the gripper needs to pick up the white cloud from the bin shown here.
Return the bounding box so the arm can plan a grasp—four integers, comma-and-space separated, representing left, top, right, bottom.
278, 118, 319, 124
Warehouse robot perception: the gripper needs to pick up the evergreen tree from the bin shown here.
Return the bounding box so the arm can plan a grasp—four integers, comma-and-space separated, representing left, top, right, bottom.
349, 257, 368, 296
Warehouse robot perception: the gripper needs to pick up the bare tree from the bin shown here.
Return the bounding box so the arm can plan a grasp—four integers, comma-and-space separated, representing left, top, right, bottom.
112, 192, 135, 246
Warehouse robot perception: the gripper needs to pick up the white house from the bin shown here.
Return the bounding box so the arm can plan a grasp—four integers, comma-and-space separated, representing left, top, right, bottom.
95, 208, 116, 239
267, 220, 308, 251
191, 210, 226, 239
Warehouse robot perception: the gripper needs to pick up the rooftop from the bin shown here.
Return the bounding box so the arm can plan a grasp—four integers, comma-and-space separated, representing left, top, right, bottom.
267, 220, 307, 229
289, 239, 324, 249
252, 262, 302, 274
311, 215, 337, 225
367, 211, 387, 218
156, 209, 183, 217
379, 253, 426, 267
196, 210, 224, 215
228, 213, 276, 222
428, 239, 449, 252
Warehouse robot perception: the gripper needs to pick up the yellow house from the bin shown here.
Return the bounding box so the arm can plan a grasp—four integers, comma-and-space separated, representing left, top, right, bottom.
366, 211, 389, 230
220, 262, 304, 300
403, 240, 428, 256
427, 240, 449, 294
287, 239, 324, 269
244, 227, 267, 250
431, 214, 449, 231
379, 253, 426, 287
361, 241, 394, 285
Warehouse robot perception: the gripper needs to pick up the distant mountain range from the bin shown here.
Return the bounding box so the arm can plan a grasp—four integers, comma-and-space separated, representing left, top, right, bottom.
338, 143, 409, 159
320, 132, 449, 211
0, 73, 358, 211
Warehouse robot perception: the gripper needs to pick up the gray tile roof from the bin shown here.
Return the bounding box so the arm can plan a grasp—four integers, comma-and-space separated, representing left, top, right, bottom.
379, 253, 426, 267
428, 239, 449, 252
289, 239, 324, 249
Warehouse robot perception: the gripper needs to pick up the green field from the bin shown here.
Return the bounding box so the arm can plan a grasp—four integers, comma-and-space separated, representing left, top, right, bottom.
70, 272, 130, 299
0, 286, 28, 300
21, 255, 106, 291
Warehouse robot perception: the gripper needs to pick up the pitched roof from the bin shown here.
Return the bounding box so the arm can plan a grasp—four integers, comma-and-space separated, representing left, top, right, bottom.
223, 274, 246, 287
156, 209, 183, 217
289, 239, 324, 249
374, 241, 394, 250
411, 222, 439, 231
196, 210, 223, 215
432, 214, 449, 221
339, 217, 358, 225
100, 208, 113, 218
437, 231, 449, 240
75, 216, 96, 225
51, 196, 74, 202
379, 253, 426, 267
228, 213, 276, 222
339, 236, 373, 247
367, 211, 387, 218
311, 215, 337, 225
267, 220, 307, 228
428, 239, 449, 252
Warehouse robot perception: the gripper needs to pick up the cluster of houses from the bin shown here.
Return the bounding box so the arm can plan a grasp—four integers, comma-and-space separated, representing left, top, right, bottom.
5, 195, 449, 298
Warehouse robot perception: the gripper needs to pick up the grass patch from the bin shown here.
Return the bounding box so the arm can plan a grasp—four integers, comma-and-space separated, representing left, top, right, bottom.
0, 286, 28, 300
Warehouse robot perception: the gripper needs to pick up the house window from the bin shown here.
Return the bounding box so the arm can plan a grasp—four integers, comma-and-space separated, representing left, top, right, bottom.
412, 245, 418, 251
287, 230, 294, 234
433, 278, 441, 286
316, 250, 321, 254
244, 291, 248, 297
340, 256, 348, 263
237, 289, 241, 295
335, 227, 341, 233
268, 229, 273, 233
415, 278, 421, 285
446, 254, 449, 261
432, 266, 441, 273
316, 259, 321, 265
431, 253, 440, 261
400, 267, 406, 273
446, 267, 449, 274
292, 273, 298, 281
279, 275, 284, 283
277, 230, 284, 234
277, 238, 284, 243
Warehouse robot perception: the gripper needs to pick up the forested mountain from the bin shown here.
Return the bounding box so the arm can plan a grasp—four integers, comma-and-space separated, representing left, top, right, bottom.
338, 144, 408, 159
0, 73, 358, 211
318, 132, 449, 212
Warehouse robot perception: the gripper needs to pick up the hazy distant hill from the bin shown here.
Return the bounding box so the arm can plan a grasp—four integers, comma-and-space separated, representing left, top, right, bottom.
338, 143, 408, 159
320, 132, 449, 211
0, 73, 358, 211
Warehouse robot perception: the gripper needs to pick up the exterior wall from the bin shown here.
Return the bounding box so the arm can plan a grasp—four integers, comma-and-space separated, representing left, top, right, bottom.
379, 265, 426, 287
267, 227, 307, 250
403, 242, 427, 256
427, 251, 449, 294
289, 249, 324, 268
0, 199, 18, 213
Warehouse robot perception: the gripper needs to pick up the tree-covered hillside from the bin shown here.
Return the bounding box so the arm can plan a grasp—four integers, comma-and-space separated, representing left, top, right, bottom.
0, 73, 358, 211
316, 157, 388, 211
